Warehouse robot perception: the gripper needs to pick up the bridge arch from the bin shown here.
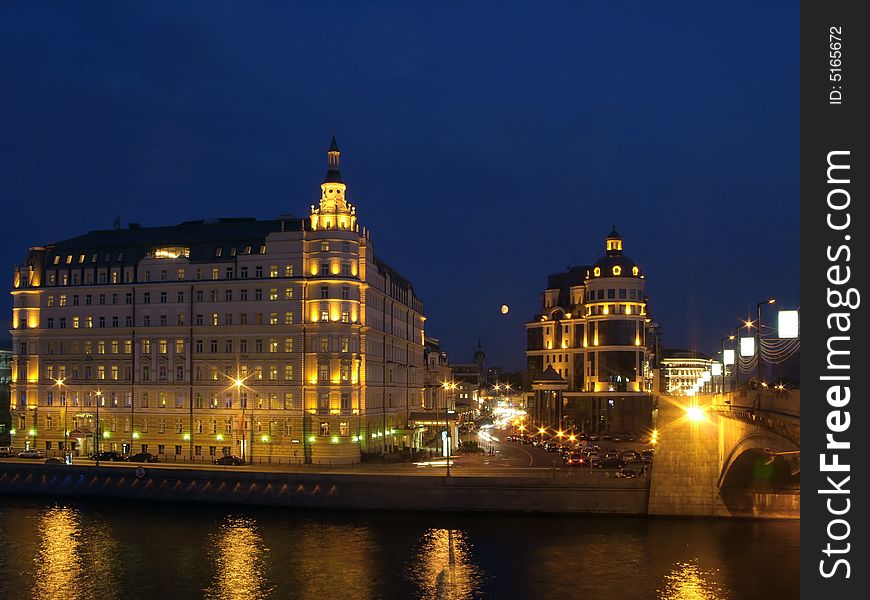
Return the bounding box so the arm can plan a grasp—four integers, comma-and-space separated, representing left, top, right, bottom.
718, 431, 799, 490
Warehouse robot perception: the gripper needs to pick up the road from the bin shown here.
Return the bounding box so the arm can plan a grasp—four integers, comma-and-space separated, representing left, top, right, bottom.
0, 428, 654, 479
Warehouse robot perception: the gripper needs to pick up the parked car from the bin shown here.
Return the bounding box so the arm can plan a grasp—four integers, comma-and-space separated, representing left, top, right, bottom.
43, 456, 65, 464
128, 452, 159, 463
0, 446, 15, 457
596, 458, 626, 469
17, 449, 44, 459
605, 450, 621, 460
640, 449, 655, 463
214, 455, 245, 466
615, 468, 637, 478
622, 450, 640, 463
90, 451, 126, 462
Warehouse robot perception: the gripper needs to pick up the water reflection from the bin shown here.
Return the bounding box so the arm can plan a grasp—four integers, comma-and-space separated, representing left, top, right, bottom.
205, 516, 272, 599
658, 560, 727, 600
410, 529, 484, 600
33, 507, 83, 599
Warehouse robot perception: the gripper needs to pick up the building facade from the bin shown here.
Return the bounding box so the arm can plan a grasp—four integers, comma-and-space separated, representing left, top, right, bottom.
525, 228, 653, 434
9, 138, 425, 465
657, 349, 714, 396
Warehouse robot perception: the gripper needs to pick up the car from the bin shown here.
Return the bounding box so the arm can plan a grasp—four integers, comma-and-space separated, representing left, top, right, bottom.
17, 449, 44, 459
605, 450, 621, 460
602, 433, 613, 441
622, 451, 640, 463
615, 468, 637, 478
612, 435, 623, 443
596, 458, 626, 469
128, 452, 159, 463
214, 454, 245, 466
640, 449, 655, 463
544, 442, 560, 453
90, 451, 126, 462
587, 434, 599, 442
625, 433, 636, 442
563, 453, 587, 467
43, 456, 65, 464
0, 446, 15, 457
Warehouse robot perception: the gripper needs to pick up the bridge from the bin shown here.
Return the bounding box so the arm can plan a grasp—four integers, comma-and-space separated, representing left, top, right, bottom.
648, 388, 800, 518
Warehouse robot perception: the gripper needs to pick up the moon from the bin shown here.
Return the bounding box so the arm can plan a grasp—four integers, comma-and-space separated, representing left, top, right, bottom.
500, 304, 509, 315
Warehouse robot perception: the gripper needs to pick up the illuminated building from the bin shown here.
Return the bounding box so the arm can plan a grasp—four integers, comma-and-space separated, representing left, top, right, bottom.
9, 138, 425, 464
657, 349, 714, 396
525, 227, 653, 433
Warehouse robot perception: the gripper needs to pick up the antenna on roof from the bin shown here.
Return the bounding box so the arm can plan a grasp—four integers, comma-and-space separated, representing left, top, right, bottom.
113, 217, 121, 230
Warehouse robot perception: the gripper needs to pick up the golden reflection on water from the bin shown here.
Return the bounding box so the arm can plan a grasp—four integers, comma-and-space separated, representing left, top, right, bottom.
33, 507, 83, 599
410, 529, 483, 600
205, 516, 272, 599
658, 560, 728, 600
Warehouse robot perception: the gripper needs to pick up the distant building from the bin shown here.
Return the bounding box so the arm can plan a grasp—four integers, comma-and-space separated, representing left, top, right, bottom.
525, 227, 653, 434
9, 138, 426, 464
657, 349, 713, 396
0, 347, 11, 445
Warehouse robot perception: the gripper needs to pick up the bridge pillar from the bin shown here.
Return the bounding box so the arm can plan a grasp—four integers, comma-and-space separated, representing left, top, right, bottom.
648, 395, 728, 517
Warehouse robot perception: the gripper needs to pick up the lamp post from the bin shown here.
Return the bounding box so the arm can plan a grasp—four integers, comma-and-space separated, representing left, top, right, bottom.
233, 378, 245, 462
720, 336, 734, 395
53, 378, 68, 460
94, 389, 102, 466
756, 298, 776, 386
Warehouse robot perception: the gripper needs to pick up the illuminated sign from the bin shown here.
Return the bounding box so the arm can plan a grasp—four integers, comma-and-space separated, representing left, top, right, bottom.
778, 310, 799, 338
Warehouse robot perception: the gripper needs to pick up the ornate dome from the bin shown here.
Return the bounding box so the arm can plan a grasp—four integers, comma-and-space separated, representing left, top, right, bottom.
587, 226, 643, 279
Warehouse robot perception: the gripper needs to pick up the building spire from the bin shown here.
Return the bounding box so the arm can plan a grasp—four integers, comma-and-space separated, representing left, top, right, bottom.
324, 135, 342, 183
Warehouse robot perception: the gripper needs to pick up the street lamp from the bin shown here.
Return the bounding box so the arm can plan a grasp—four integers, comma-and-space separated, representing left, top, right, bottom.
720, 336, 734, 395
757, 298, 776, 385
233, 378, 246, 463
53, 378, 68, 460
94, 389, 102, 466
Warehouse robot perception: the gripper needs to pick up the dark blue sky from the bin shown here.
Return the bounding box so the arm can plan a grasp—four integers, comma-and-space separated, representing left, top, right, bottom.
0, 1, 798, 371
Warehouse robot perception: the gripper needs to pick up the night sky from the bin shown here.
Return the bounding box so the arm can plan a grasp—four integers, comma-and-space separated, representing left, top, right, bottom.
0, 1, 798, 371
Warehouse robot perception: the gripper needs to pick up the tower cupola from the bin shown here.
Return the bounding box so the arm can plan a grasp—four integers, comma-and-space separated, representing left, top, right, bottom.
311, 135, 357, 231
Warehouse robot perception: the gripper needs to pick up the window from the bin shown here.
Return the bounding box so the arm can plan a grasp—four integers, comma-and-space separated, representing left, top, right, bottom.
269, 265, 278, 278
319, 363, 329, 382
319, 421, 329, 436
320, 309, 329, 322
339, 422, 349, 436
255, 266, 263, 278
320, 286, 329, 299
340, 336, 349, 353
284, 287, 293, 299
284, 365, 293, 380
320, 337, 329, 352
284, 393, 294, 409
284, 338, 293, 353
341, 393, 351, 413
321, 241, 330, 252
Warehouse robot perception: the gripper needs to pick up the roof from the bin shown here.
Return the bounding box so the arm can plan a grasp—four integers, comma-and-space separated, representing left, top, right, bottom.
323, 168, 344, 184
661, 348, 711, 361
533, 365, 566, 383
40, 217, 305, 266
606, 225, 621, 239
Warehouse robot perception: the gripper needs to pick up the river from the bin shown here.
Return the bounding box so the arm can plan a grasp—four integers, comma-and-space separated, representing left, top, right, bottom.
0, 497, 798, 599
